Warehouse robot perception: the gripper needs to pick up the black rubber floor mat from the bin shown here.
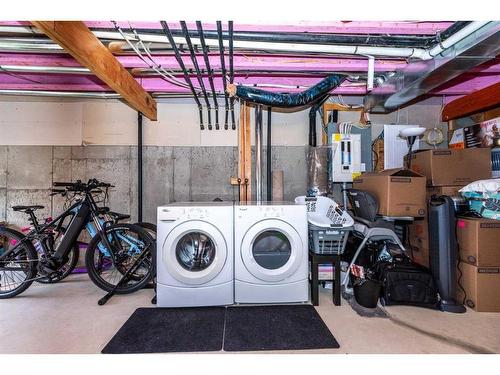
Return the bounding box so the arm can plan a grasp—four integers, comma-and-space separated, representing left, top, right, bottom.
223, 305, 339, 351
102, 307, 225, 354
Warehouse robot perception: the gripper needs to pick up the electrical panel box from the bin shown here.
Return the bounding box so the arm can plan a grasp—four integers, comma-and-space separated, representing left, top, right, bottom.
331, 133, 365, 182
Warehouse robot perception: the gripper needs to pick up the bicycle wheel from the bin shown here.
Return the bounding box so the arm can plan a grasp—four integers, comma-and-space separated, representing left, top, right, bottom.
136, 222, 157, 240
85, 223, 154, 294
0, 227, 38, 298
36, 242, 79, 284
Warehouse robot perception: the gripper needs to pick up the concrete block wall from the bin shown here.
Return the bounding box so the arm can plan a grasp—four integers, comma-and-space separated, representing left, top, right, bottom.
0, 145, 307, 227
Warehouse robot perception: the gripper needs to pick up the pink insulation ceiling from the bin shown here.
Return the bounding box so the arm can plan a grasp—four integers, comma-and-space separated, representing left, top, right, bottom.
0, 21, 498, 99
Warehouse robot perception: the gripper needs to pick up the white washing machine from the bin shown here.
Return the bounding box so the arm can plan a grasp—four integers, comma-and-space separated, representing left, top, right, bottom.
157, 202, 233, 307
234, 202, 308, 304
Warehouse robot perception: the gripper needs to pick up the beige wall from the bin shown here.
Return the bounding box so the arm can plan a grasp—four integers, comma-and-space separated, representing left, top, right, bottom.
0, 97, 447, 146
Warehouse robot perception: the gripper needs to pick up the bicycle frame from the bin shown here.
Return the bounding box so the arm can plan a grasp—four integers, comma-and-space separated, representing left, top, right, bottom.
1, 188, 145, 269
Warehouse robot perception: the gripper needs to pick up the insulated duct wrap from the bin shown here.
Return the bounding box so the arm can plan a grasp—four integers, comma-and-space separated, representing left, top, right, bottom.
307, 146, 330, 196
229, 75, 346, 108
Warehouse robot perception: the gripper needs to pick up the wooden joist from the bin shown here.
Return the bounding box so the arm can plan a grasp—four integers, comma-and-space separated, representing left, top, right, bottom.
442, 82, 500, 122
32, 21, 157, 120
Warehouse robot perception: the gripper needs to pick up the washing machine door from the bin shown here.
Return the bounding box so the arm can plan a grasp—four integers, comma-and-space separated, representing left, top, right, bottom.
240, 219, 304, 282
163, 220, 228, 285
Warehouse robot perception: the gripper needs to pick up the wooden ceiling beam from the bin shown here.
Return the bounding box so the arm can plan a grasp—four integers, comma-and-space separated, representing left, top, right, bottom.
31, 21, 157, 120
442, 82, 500, 122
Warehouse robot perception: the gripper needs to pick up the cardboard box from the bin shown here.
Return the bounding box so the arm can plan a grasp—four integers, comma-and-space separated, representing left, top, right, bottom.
426, 185, 463, 198
457, 217, 500, 267
353, 168, 426, 217
456, 262, 500, 312
408, 148, 492, 186
409, 218, 429, 265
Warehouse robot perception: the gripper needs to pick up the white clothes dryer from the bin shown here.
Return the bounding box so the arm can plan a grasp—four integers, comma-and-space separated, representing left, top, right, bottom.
234, 202, 308, 304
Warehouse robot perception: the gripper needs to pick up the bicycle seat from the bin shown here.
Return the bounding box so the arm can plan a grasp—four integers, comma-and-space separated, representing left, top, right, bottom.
108, 211, 130, 221
12, 205, 44, 212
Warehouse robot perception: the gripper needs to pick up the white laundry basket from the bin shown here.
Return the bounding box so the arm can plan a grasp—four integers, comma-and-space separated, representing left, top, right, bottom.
295, 196, 354, 255
295, 195, 354, 228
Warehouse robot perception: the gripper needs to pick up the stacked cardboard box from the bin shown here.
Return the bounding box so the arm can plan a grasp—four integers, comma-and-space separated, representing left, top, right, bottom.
407, 148, 492, 268
455, 217, 500, 312
352, 168, 427, 217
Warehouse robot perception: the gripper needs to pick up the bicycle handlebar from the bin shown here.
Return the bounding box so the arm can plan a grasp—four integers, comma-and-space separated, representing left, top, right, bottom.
53, 179, 115, 192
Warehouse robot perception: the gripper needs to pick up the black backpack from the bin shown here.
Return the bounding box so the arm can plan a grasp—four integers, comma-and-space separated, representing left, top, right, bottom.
375, 255, 438, 308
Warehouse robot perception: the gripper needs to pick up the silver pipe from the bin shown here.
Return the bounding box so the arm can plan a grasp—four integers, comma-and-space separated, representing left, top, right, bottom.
0, 90, 120, 98
255, 106, 263, 203
0, 89, 208, 100
0, 40, 63, 53
0, 65, 91, 74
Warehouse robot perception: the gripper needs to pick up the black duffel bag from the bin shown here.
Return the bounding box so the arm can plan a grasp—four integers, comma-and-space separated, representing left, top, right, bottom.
376, 255, 438, 308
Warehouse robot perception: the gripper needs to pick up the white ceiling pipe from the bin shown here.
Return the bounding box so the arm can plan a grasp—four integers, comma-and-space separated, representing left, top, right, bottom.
94, 30, 422, 59
0, 65, 91, 74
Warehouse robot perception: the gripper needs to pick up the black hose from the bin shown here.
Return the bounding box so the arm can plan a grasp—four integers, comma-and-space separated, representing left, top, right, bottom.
231, 74, 346, 108
160, 21, 204, 130
197, 21, 220, 130
228, 21, 236, 130
180, 21, 212, 130
216, 21, 230, 130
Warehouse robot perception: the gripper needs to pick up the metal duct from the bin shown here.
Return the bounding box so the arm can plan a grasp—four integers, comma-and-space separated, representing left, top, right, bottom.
228, 75, 346, 108
365, 21, 500, 113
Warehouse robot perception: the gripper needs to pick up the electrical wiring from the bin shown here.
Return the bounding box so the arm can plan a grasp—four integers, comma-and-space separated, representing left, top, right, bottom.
128, 23, 197, 90
112, 21, 198, 91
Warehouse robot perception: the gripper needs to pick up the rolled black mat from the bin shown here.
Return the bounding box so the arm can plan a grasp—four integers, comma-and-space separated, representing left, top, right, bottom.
223, 305, 339, 351
102, 307, 225, 354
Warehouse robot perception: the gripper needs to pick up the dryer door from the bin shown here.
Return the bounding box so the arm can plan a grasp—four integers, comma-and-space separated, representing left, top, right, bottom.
240, 219, 304, 282
163, 220, 228, 285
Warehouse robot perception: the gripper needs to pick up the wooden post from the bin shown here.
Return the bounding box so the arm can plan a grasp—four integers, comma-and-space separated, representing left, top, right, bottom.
238, 102, 252, 201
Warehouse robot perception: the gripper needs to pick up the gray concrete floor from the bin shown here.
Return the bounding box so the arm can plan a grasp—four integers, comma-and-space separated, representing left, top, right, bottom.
1, 274, 499, 354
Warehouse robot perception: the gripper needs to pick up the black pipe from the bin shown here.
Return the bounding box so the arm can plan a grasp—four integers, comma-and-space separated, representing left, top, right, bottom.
137, 112, 143, 222
216, 21, 230, 130
231, 74, 346, 108
228, 21, 236, 130
160, 21, 204, 130
309, 94, 330, 147
103, 21, 472, 48
266, 106, 272, 201
180, 21, 212, 130
197, 21, 219, 130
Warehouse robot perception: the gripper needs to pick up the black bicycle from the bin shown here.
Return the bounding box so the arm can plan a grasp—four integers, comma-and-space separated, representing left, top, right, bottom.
0, 179, 154, 299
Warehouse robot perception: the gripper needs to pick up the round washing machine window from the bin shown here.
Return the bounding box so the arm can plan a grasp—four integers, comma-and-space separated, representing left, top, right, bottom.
175, 232, 216, 271
163, 220, 228, 285
240, 219, 303, 282
252, 230, 291, 270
